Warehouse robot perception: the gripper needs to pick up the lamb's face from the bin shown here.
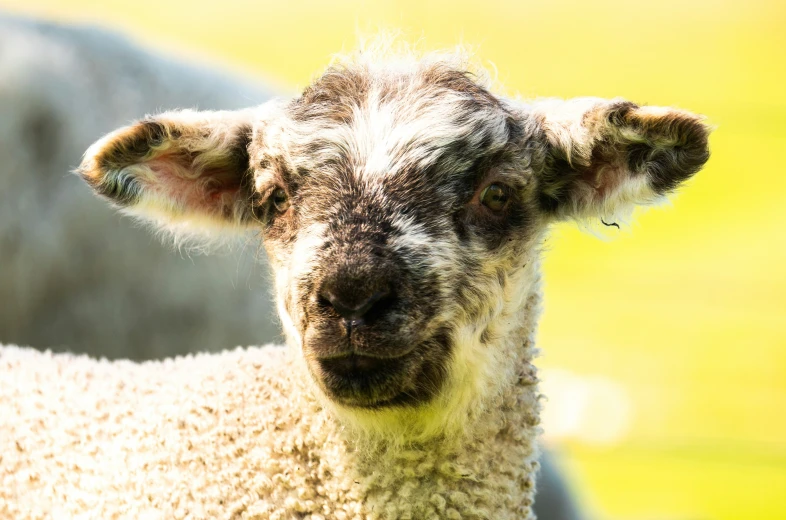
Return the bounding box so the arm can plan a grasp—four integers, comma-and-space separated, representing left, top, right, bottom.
79, 53, 710, 421
251, 66, 542, 408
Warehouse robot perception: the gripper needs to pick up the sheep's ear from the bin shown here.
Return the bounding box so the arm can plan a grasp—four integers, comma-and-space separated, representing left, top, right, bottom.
78, 108, 259, 234
530, 98, 711, 222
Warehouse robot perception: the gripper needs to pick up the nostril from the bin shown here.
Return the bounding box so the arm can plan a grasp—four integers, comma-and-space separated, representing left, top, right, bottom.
318, 286, 394, 322
360, 291, 395, 322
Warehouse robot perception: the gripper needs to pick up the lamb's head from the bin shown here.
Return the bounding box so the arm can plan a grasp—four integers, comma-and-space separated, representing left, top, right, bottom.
79, 53, 710, 437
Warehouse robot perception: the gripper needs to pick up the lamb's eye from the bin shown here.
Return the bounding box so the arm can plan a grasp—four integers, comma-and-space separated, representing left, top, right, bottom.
479, 184, 509, 211
272, 188, 290, 212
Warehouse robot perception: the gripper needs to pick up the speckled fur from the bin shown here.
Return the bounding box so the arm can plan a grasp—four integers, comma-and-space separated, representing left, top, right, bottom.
2, 44, 710, 518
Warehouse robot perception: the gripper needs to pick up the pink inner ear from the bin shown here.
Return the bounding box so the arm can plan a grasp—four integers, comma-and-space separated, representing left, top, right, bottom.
143, 155, 243, 217
588, 162, 628, 200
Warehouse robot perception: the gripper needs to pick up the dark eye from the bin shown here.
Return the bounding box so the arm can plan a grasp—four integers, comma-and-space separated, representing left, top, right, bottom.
272, 187, 290, 212
479, 183, 509, 211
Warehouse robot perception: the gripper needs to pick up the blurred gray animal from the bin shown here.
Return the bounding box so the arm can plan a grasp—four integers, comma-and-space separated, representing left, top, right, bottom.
0, 13, 280, 359
0, 14, 585, 519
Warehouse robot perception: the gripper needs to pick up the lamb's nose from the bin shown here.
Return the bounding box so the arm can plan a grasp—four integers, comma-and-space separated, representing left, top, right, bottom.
318, 283, 394, 324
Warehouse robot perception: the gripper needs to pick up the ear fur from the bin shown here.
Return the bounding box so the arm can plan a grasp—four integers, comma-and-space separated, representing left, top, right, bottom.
530, 97, 711, 223
78, 108, 258, 238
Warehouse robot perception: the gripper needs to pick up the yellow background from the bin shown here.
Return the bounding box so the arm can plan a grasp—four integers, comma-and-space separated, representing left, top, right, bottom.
2, 1, 784, 518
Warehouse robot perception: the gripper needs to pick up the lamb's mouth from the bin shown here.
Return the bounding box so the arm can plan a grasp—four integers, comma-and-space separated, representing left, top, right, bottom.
315, 346, 445, 409
315, 352, 412, 408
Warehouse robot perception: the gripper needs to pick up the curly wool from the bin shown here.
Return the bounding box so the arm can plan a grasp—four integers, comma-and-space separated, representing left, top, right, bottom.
0, 291, 542, 519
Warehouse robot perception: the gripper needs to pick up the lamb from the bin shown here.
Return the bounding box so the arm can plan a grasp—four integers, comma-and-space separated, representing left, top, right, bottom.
0, 18, 581, 517
0, 46, 710, 519
0, 13, 279, 359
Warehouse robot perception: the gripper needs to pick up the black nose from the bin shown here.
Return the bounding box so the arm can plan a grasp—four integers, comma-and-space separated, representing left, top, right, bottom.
318, 282, 394, 323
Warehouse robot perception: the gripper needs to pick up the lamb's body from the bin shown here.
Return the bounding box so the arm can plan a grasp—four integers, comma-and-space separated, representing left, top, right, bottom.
0, 290, 540, 519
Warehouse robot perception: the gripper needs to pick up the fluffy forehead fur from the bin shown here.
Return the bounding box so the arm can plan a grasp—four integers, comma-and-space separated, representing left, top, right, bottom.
280, 51, 508, 174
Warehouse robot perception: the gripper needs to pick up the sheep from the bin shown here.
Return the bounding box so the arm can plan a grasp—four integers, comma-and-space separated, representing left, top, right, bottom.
0, 17, 582, 518
0, 12, 280, 360
0, 45, 710, 519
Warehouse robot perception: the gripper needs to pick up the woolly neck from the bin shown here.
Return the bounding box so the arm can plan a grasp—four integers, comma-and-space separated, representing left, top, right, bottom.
0, 291, 542, 519
283, 285, 544, 518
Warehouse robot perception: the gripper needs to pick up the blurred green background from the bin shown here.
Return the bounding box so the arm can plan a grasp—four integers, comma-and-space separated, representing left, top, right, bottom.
2, 0, 784, 518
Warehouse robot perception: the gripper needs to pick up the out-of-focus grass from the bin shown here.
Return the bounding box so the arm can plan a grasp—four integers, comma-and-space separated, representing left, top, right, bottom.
568, 442, 786, 520
2, 0, 784, 518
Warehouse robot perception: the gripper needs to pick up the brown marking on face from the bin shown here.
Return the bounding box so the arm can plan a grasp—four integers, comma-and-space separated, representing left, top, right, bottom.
291, 66, 372, 124
418, 63, 502, 110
